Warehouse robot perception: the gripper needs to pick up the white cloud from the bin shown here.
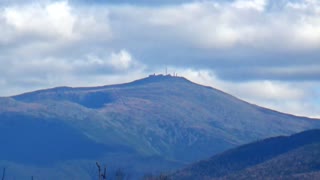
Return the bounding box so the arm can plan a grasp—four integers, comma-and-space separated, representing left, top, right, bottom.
0, 49, 145, 96
3, 2, 76, 39
109, 50, 134, 70
174, 68, 320, 118
0, 1, 112, 44
0, 0, 319, 118
232, 0, 268, 11
108, 0, 320, 50
83, 49, 141, 72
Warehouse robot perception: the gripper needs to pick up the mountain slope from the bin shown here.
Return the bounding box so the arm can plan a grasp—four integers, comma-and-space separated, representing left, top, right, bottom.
0, 75, 319, 178
223, 143, 320, 180
172, 129, 320, 180
10, 75, 320, 161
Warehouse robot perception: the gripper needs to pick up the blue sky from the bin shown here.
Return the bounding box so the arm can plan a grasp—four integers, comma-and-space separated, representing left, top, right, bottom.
0, 0, 319, 117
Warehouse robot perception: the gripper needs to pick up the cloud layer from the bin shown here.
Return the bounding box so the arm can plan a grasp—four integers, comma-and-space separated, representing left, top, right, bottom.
0, 0, 319, 117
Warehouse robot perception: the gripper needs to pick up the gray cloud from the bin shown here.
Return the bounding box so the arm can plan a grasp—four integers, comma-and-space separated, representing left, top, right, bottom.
103, 0, 320, 82
2, 0, 320, 81
0, 0, 319, 117
216, 65, 320, 81
70, 0, 235, 6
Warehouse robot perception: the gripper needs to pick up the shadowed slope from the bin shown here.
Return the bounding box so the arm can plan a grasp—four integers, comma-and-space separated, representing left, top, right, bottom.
223, 143, 320, 179
0, 112, 132, 165
172, 129, 320, 180
9, 75, 320, 162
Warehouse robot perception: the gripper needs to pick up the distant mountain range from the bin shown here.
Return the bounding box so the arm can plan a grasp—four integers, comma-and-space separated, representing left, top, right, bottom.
0, 75, 319, 179
172, 129, 320, 180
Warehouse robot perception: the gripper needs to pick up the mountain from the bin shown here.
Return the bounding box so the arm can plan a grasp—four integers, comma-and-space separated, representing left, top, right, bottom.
0, 75, 319, 179
172, 129, 320, 180
225, 143, 320, 180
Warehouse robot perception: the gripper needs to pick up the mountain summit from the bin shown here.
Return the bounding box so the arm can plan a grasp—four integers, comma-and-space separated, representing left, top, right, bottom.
1, 75, 320, 178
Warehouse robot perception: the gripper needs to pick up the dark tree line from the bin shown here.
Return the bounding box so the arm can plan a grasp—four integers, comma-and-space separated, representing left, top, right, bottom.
0, 164, 169, 180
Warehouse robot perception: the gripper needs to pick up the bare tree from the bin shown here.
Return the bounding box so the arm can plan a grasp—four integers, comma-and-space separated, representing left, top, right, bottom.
102, 167, 106, 180
96, 162, 101, 180
96, 162, 106, 180
1, 168, 5, 180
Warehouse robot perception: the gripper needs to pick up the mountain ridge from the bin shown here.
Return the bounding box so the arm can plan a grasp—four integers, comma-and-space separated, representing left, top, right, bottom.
10, 75, 318, 119
0, 75, 319, 179
172, 129, 320, 180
